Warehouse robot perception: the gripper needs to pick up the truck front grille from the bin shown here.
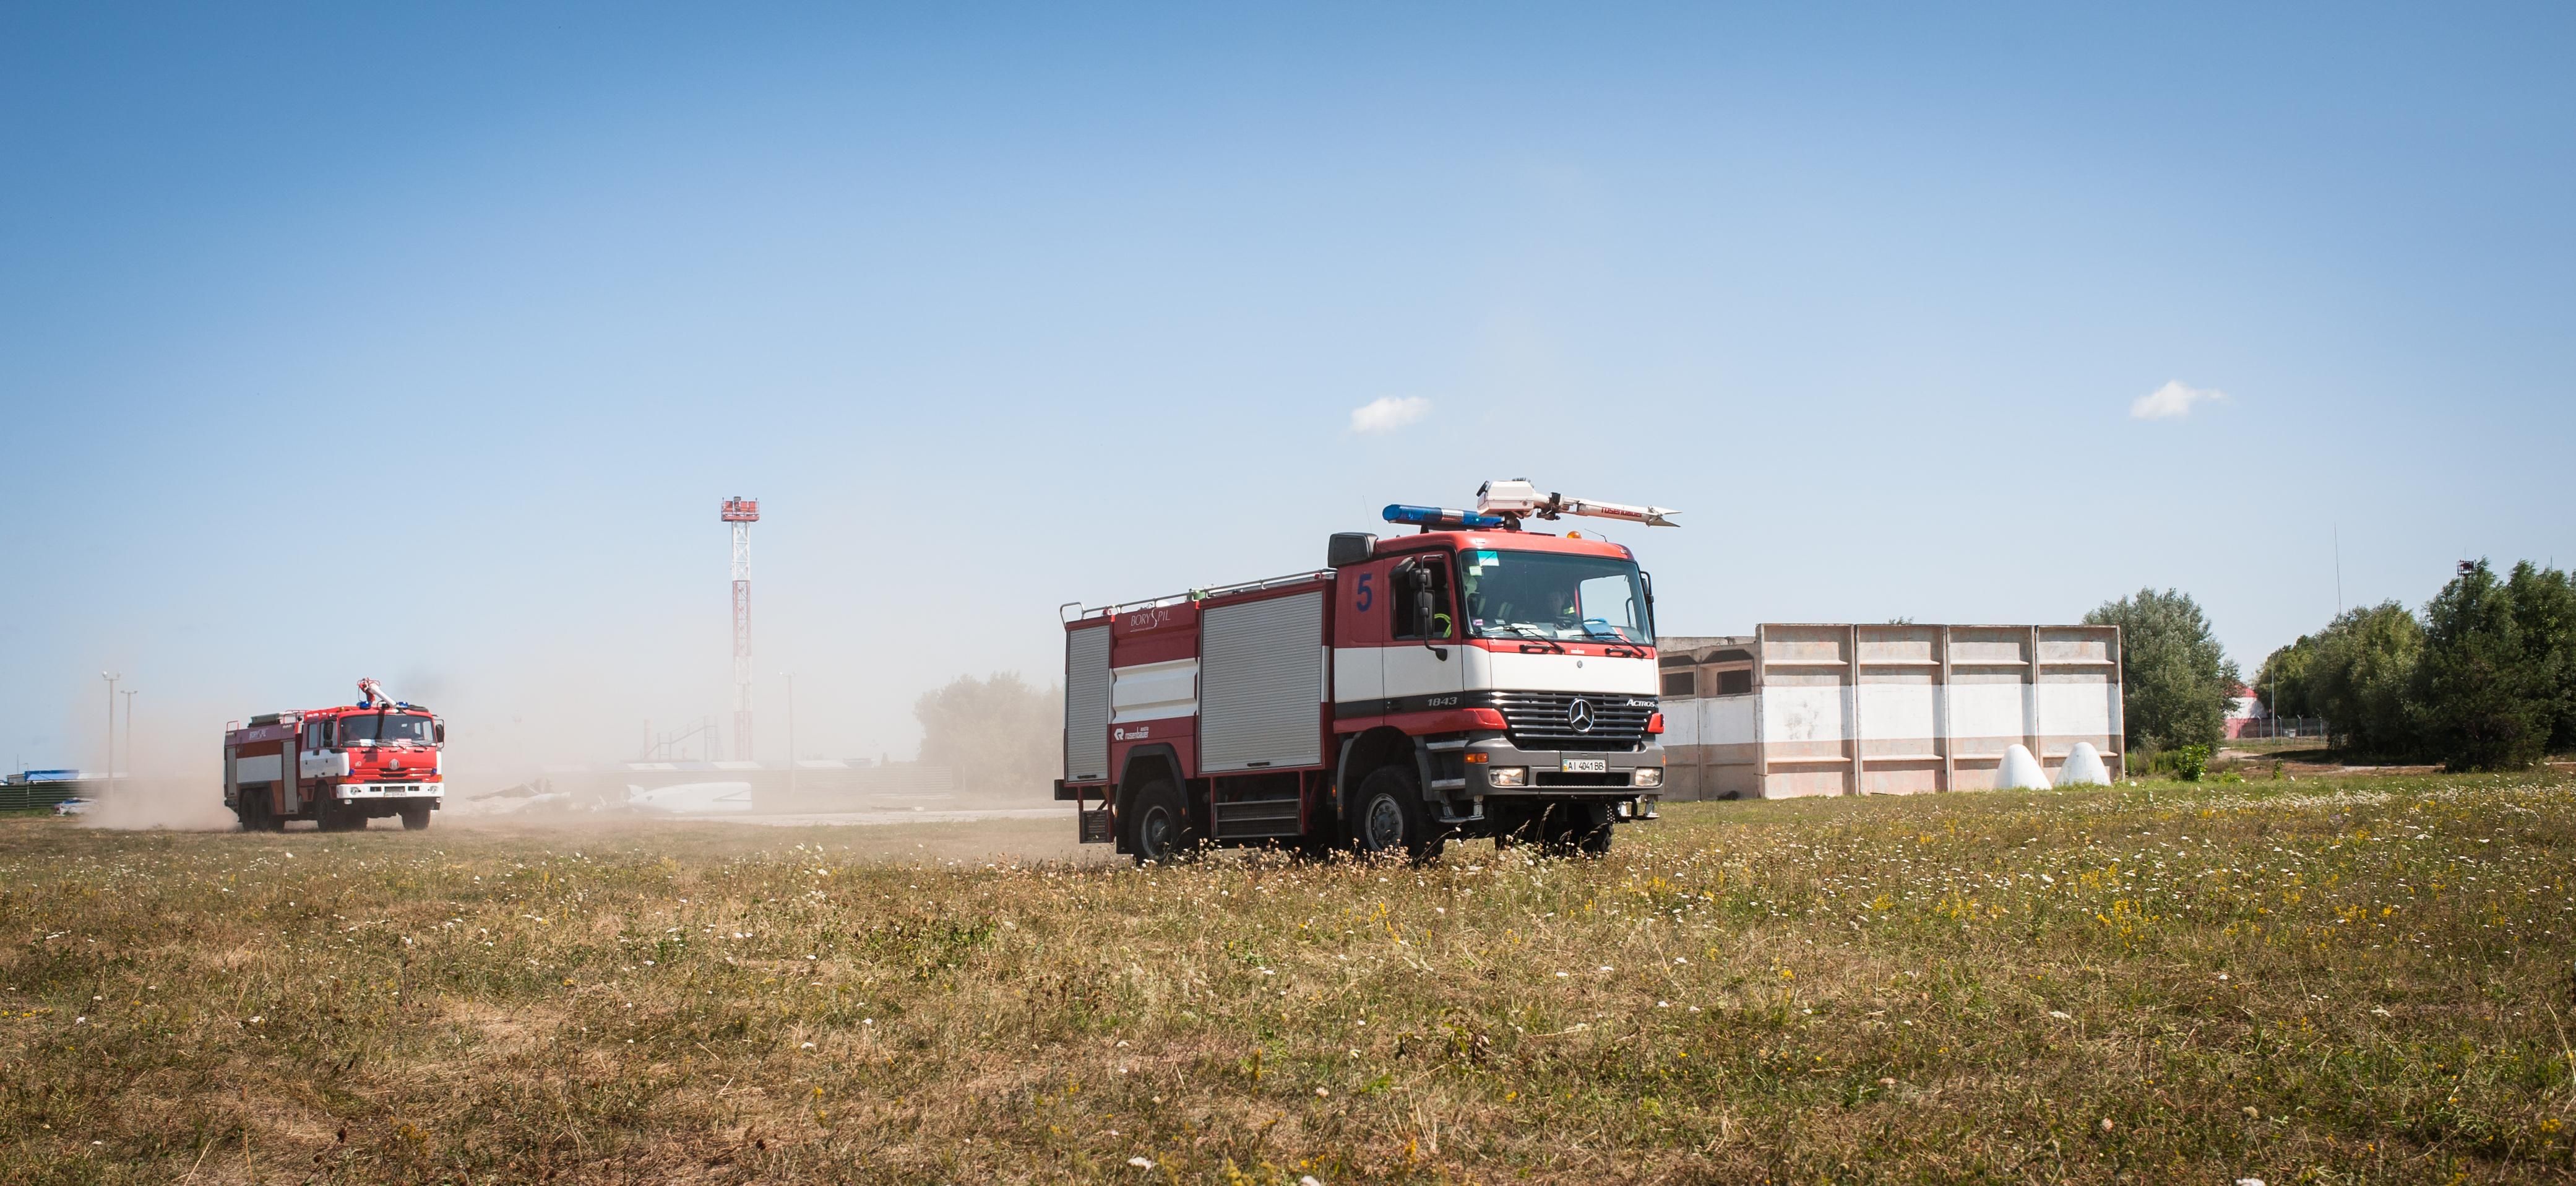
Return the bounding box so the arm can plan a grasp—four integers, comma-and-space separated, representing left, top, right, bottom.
1490, 691, 1656, 750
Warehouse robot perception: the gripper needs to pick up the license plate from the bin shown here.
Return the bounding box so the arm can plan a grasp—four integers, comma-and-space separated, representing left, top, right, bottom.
1561, 758, 1608, 774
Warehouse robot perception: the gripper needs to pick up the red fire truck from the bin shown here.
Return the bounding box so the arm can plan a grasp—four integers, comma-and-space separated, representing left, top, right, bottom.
225, 678, 446, 832
1058, 481, 1676, 864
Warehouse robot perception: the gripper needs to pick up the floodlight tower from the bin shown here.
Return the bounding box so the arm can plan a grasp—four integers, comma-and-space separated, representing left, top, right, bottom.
720, 496, 760, 761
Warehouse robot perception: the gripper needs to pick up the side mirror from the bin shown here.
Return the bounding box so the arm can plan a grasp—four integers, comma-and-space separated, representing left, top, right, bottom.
433, 719, 446, 745
1327, 532, 1376, 568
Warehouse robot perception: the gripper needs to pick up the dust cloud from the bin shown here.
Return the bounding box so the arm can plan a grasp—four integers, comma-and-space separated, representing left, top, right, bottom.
66, 668, 1078, 861
80, 776, 239, 831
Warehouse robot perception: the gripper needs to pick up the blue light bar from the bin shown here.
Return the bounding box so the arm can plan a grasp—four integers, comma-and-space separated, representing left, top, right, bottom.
1384, 504, 1507, 530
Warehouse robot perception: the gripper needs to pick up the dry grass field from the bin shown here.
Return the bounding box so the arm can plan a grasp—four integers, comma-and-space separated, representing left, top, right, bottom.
3, 770, 2573, 1184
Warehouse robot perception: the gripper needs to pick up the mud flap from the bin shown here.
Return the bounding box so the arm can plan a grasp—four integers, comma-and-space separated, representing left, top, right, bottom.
1078, 808, 1114, 844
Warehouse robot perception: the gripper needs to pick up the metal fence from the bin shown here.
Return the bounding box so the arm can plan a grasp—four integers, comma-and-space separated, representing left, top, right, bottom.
2230, 716, 2330, 740
0, 783, 81, 813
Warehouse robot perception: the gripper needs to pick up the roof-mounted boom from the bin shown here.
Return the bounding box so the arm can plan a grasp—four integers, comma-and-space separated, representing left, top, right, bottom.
1474, 479, 1679, 528
355, 677, 409, 709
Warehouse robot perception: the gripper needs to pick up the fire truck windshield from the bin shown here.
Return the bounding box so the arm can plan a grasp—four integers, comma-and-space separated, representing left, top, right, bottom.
1457, 550, 1653, 644
340, 712, 436, 745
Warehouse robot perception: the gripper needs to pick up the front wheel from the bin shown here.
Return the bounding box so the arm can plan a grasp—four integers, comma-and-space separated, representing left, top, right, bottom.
1122, 780, 1199, 866
1539, 802, 1614, 857
398, 802, 433, 831
1349, 766, 1442, 863
317, 797, 364, 832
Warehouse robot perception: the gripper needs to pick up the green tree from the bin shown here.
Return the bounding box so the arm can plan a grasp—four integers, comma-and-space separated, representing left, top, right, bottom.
2302, 602, 2424, 758
2087, 588, 2239, 753
914, 672, 1066, 797
2504, 561, 2576, 751
2255, 635, 2318, 717
2413, 561, 2554, 770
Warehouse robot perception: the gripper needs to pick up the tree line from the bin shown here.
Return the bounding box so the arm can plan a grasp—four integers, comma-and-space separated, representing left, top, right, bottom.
2257, 560, 2576, 769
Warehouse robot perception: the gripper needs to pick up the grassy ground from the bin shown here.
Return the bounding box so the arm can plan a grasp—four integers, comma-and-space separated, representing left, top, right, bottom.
3, 772, 2572, 1184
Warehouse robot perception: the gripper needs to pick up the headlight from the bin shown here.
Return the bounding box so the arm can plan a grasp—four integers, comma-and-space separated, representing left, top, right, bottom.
1487, 766, 1528, 788
1632, 767, 1664, 788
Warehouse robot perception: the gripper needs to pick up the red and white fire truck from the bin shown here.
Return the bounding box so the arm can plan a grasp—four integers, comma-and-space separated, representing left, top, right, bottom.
224, 678, 446, 832
1058, 481, 1675, 864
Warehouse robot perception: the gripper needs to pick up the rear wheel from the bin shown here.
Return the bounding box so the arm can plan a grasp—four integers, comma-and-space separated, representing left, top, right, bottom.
398, 802, 432, 831
1349, 766, 1442, 863
239, 789, 285, 833
1122, 780, 1199, 866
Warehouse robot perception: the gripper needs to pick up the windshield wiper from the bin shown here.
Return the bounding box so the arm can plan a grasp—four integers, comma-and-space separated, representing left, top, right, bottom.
1499, 624, 1567, 653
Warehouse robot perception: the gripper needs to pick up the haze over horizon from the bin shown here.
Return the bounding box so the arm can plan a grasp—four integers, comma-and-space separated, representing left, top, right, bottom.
4, 4, 2570, 786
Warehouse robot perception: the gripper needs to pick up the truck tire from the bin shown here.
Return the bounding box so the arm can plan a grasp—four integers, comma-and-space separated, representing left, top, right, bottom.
1350, 766, 1442, 863
240, 790, 285, 833
398, 802, 433, 831
1539, 802, 1613, 857
317, 797, 363, 833
1122, 780, 1199, 866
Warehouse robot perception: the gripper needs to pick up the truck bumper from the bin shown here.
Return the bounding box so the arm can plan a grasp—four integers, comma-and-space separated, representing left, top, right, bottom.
335, 782, 444, 800
1462, 737, 1665, 797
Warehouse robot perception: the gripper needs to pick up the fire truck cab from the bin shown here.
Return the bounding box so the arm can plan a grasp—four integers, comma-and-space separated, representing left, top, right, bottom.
225, 679, 445, 832
1058, 482, 1673, 864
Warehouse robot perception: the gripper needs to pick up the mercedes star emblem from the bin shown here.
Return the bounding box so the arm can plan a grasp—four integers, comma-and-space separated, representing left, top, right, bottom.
1567, 698, 1596, 732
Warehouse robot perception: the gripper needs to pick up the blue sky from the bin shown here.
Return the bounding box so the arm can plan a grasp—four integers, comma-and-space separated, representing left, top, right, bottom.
3, 3, 2570, 779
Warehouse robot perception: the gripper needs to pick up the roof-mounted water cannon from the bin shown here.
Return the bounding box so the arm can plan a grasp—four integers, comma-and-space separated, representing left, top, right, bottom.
355, 677, 416, 710
1475, 478, 1679, 528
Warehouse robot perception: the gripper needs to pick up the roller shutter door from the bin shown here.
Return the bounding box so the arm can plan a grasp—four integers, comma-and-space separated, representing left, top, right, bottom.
1064, 625, 1113, 782
1200, 591, 1324, 772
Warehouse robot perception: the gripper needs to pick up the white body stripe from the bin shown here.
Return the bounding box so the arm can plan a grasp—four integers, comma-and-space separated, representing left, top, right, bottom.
1331, 646, 1657, 706
1384, 643, 1464, 699
1467, 649, 1658, 696
1111, 659, 1199, 723
1330, 647, 1383, 704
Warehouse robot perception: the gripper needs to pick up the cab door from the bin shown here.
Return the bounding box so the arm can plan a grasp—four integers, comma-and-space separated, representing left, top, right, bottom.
1384, 553, 1465, 711
1332, 563, 1387, 713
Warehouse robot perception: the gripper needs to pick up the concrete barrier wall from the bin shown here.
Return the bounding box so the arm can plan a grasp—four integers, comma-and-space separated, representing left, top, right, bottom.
1657, 624, 2122, 800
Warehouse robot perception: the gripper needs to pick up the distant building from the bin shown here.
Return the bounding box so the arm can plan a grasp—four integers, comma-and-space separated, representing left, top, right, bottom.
2224, 684, 2268, 739
1656, 624, 2124, 800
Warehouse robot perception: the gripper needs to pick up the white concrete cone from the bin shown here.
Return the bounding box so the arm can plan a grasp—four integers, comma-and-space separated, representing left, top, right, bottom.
1998, 743, 2051, 790
2057, 742, 2111, 787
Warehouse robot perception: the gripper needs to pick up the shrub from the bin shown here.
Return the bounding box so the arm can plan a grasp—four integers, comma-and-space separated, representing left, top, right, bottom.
2169, 744, 2210, 782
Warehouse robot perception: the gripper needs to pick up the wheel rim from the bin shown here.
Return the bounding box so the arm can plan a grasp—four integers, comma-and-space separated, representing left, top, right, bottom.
1362, 794, 1407, 850
1139, 806, 1175, 860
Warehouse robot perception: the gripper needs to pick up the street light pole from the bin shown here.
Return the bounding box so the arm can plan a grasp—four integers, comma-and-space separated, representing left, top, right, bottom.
99, 672, 119, 781
120, 690, 137, 781
781, 672, 796, 805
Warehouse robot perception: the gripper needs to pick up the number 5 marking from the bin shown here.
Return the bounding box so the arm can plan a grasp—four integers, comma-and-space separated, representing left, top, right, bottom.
1355, 572, 1374, 613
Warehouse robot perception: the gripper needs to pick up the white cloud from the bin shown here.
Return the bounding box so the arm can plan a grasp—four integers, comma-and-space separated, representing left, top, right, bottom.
2130, 380, 2226, 420
1348, 396, 1431, 434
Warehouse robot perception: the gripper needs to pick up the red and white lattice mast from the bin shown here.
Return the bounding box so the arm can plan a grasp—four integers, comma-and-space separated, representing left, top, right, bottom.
720, 496, 760, 761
